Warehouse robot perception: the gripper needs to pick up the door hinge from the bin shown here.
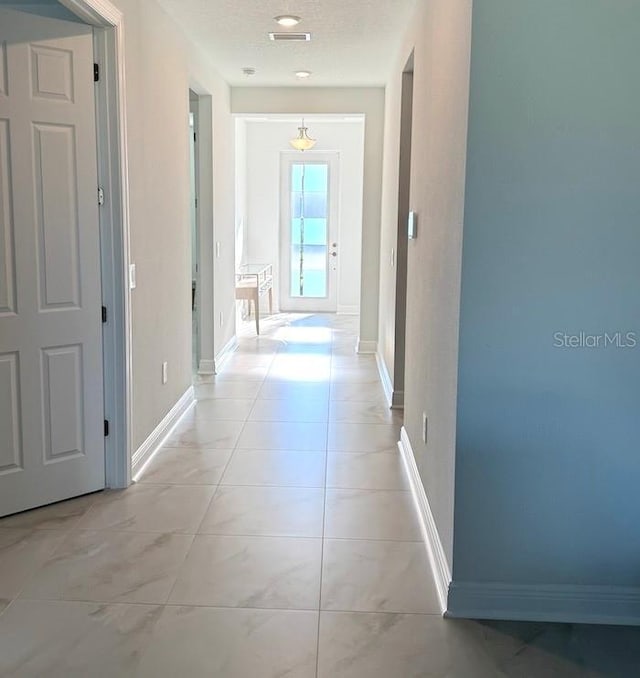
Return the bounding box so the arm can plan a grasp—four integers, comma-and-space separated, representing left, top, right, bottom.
94, 63, 100, 82
104, 419, 109, 437
102, 305, 107, 323
98, 187, 105, 206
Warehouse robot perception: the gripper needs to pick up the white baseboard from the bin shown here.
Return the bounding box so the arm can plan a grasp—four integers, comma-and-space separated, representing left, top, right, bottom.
376, 352, 393, 407
131, 386, 195, 481
447, 581, 640, 626
391, 390, 404, 409
375, 352, 404, 409
337, 304, 359, 315
197, 359, 215, 375
356, 339, 377, 354
398, 426, 452, 614
214, 335, 238, 374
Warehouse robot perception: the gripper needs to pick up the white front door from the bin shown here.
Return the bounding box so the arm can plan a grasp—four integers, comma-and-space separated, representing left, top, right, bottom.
279, 152, 339, 312
0, 8, 105, 517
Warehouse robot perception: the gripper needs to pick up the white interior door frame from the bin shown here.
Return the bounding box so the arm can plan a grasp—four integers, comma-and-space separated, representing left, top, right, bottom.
60, 0, 132, 488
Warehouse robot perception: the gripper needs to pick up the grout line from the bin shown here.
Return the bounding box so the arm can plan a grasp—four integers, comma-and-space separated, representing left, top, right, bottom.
315, 328, 335, 678
0, 596, 443, 618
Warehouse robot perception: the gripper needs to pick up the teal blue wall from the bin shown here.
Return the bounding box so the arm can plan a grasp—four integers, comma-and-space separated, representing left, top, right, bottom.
454, 0, 640, 587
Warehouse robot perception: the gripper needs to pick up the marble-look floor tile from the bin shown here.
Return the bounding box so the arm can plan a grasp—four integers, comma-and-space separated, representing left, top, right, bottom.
199, 486, 324, 537
319, 612, 488, 678
330, 367, 382, 384
330, 381, 387, 403
0, 529, 66, 599
222, 353, 275, 368
236, 421, 327, 451
268, 356, 331, 382
221, 450, 326, 488
213, 365, 269, 381
20, 530, 193, 604
194, 381, 262, 400
165, 419, 244, 449
248, 398, 329, 423
136, 447, 233, 485
325, 489, 422, 541
318, 612, 439, 678
0, 493, 99, 532
275, 326, 332, 344
183, 398, 254, 422
277, 343, 332, 357
329, 400, 402, 425
320, 611, 623, 678
78, 484, 215, 534
331, 355, 377, 368
138, 606, 317, 678
258, 380, 330, 402
321, 539, 440, 614
328, 422, 401, 452
327, 451, 408, 490
169, 534, 322, 609
0, 599, 162, 678
0, 599, 9, 615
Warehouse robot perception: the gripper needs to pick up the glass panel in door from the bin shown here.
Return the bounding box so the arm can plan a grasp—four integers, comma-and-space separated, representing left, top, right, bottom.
290, 162, 329, 298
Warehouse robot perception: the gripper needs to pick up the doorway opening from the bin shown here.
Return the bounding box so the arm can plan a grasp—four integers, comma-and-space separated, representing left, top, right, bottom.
392, 52, 415, 409
234, 114, 365, 333
189, 92, 200, 373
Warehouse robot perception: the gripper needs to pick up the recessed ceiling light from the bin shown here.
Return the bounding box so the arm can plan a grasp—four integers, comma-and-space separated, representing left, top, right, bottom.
295, 70, 312, 79
274, 15, 301, 27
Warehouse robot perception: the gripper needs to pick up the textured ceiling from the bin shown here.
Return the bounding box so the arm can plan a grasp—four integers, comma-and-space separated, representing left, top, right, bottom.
154, 0, 417, 87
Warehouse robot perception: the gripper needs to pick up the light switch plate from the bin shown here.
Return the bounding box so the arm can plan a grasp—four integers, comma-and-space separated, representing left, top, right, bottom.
408, 211, 417, 239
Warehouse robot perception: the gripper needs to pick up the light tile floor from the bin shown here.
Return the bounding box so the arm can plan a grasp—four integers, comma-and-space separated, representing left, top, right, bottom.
0, 313, 639, 676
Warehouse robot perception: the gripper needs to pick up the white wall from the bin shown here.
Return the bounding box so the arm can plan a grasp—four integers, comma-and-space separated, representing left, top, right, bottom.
231, 88, 384, 345
239, 118, 365, 314
106, 0, 236, 449
379, 0, 473, 567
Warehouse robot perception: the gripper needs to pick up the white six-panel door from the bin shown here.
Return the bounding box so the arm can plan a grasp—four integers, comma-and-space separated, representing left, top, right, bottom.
0, 8, 105, 516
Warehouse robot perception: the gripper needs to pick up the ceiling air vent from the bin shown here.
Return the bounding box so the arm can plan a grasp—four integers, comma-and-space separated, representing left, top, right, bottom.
269, 32, 311, 42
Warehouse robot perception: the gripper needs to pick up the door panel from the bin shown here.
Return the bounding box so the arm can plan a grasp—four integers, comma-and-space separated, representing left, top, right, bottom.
0, 8, 104, 516
0, 118, 16, 315
34, 123, 81, 309
0, 351, 22, 474
280, 152, 339, 313
41, 344, 84, 462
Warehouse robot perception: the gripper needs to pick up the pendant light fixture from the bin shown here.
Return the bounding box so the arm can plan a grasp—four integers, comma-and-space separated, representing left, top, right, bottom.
289, 118, 316, 151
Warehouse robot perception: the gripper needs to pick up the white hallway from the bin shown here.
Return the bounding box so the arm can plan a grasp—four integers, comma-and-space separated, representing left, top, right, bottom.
1, 314, 639, 676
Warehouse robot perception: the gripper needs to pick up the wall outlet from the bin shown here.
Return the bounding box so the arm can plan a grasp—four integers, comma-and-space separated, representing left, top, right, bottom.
162, 361, 168, 385
422, 412, 428, 444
